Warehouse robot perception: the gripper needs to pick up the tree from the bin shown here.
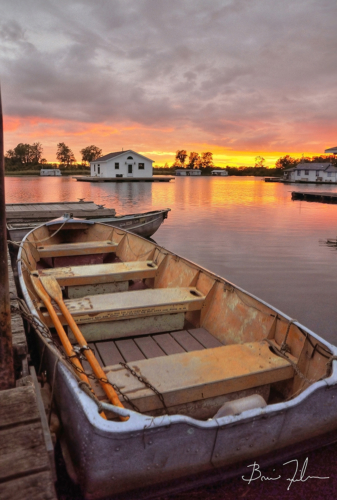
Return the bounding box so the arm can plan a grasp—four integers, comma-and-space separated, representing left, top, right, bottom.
80, 145, 102, 165
254, 156, 265, 168
174, 150, 187, 167
5, 142, 43, 166
275, 155, 299, 170
56, 142, 76, 166
29, 142, 43, 164
187, 151, 201, 169
200, 152, 214, 170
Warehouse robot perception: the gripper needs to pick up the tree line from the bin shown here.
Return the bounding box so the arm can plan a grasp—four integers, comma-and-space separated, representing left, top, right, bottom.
5, 142, 102, 170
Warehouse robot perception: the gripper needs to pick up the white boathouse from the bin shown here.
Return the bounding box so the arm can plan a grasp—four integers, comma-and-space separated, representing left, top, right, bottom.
284, 163, 337, 183
90, 150, 153, 178
40, 169, 62, 176
211, 169, 228, 176
175, 169, 201, 176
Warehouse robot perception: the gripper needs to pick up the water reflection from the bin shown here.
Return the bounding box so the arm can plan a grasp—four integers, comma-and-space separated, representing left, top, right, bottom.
5, 175, 337, 344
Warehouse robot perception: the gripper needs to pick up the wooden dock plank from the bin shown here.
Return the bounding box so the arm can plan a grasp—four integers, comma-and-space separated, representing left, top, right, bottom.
0, 385, 39, 429
171, 330, 205, 352
0, 470, 56, 500
0, 422, 50, 481
152, 333, 185, 355
7, 247, 27, 358
134, 336, 166, 359
115, 339, 146, 362
188, 328, 223, 349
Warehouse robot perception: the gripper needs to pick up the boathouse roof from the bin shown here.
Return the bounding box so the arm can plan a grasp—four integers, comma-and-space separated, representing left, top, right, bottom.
325, 146, 337, 154
285, 163, 335, 172
93, 150, 154, 163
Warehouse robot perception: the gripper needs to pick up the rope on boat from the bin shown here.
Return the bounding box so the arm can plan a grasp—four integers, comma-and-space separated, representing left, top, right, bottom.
280, 318, 297, 355
265, 338, 323, 385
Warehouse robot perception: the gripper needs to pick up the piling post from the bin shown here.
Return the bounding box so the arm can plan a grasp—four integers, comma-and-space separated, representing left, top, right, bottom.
0, 87, 15, 389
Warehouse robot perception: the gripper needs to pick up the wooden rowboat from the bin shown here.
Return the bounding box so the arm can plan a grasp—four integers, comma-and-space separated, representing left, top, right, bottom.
17, 219, 337, 499
7, 207, 170, 241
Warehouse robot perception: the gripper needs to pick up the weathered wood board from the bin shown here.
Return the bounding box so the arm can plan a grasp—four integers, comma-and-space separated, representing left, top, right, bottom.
44, 287, 205, 327
37, 240, 118, 258
6, 201, 116, 222
105, 341, 294, 413
70, 313, 185, 342
39, 260, 158, 286
0, 384, 57, 500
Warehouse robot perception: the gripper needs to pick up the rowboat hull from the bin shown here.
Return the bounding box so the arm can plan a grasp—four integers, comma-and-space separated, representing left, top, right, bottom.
17, 221, 337, 499
7, 208, 170, 241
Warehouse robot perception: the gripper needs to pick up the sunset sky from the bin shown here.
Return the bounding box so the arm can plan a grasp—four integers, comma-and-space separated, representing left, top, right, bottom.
1, 0, 336, 167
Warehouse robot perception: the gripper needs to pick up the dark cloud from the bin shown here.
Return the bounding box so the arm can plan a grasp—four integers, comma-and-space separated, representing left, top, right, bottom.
0, 0, 336, 151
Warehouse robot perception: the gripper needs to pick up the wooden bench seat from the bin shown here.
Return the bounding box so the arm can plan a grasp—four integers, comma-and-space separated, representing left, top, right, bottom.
38, 260, 158, 286
37, 240, 118, 258
104, 341, 294, 414
42, 286, 205, 328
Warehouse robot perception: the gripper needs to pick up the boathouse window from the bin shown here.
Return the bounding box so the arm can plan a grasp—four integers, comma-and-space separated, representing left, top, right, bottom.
328, 172, 332, 177
316, 171, 320, 176
98, 166, 100, 174
138, 163, 144, 169
127, 156, 133, 160
305, 170, 309, 175
115, 163, 119, 169
297, 170, 300, 176
93, 164, 96, 171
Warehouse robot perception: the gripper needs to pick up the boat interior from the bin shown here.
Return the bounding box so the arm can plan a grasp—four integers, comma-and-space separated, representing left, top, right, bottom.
19, 222, 334, 421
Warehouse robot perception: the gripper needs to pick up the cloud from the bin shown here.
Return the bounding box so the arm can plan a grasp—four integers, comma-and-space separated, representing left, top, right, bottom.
0, 0, 336, 163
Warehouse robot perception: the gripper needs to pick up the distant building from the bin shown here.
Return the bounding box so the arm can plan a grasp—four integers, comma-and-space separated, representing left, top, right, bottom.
211, 169, 228, 176
325, 146, 337, 155
175, 169, 201, 176
40, 169, 62, 176
284, 163, 337, 183
90, 150, 153, 178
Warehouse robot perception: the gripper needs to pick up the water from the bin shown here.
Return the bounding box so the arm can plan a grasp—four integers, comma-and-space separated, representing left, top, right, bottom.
5, 175, 337, 345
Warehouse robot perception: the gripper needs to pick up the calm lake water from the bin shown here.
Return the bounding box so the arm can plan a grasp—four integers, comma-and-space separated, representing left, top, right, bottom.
5, 175, 337, 345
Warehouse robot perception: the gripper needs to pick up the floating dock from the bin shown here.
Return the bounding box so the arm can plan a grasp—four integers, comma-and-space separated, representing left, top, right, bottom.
6, 200, 116, 223
291, 191, 337, 203
73, 176, 173, 182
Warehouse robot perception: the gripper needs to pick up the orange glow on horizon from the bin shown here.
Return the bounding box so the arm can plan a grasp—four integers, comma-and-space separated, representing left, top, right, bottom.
3, 114, 329, 168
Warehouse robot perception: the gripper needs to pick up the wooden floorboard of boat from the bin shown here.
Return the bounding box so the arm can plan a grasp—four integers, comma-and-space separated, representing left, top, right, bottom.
93, 329, 221, 367
188, 327, 224, 348
115, 339, 146, 362
152, 333, 186, 355
134, 336, 166, 359
171, 330, 205, 351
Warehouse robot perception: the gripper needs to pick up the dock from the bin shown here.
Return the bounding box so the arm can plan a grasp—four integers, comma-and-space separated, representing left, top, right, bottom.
6, 200, 116, 223
291, 191, 337, 203
73, 176, 173, 182
0, 248, 57, 499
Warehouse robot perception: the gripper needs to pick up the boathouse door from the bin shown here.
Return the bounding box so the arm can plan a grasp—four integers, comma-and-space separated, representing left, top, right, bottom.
128, 164, 133, 176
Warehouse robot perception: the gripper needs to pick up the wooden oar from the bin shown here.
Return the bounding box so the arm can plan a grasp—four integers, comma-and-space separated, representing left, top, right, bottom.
39, 275, 126, 418
30, 274, 107, 419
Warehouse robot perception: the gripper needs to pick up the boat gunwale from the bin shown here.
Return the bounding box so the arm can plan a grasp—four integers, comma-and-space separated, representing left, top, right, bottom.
17, 221, 337, 435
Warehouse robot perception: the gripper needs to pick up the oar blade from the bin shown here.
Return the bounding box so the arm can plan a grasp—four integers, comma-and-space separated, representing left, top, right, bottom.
31, 274, 51, 302
40, 275, 63, 302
